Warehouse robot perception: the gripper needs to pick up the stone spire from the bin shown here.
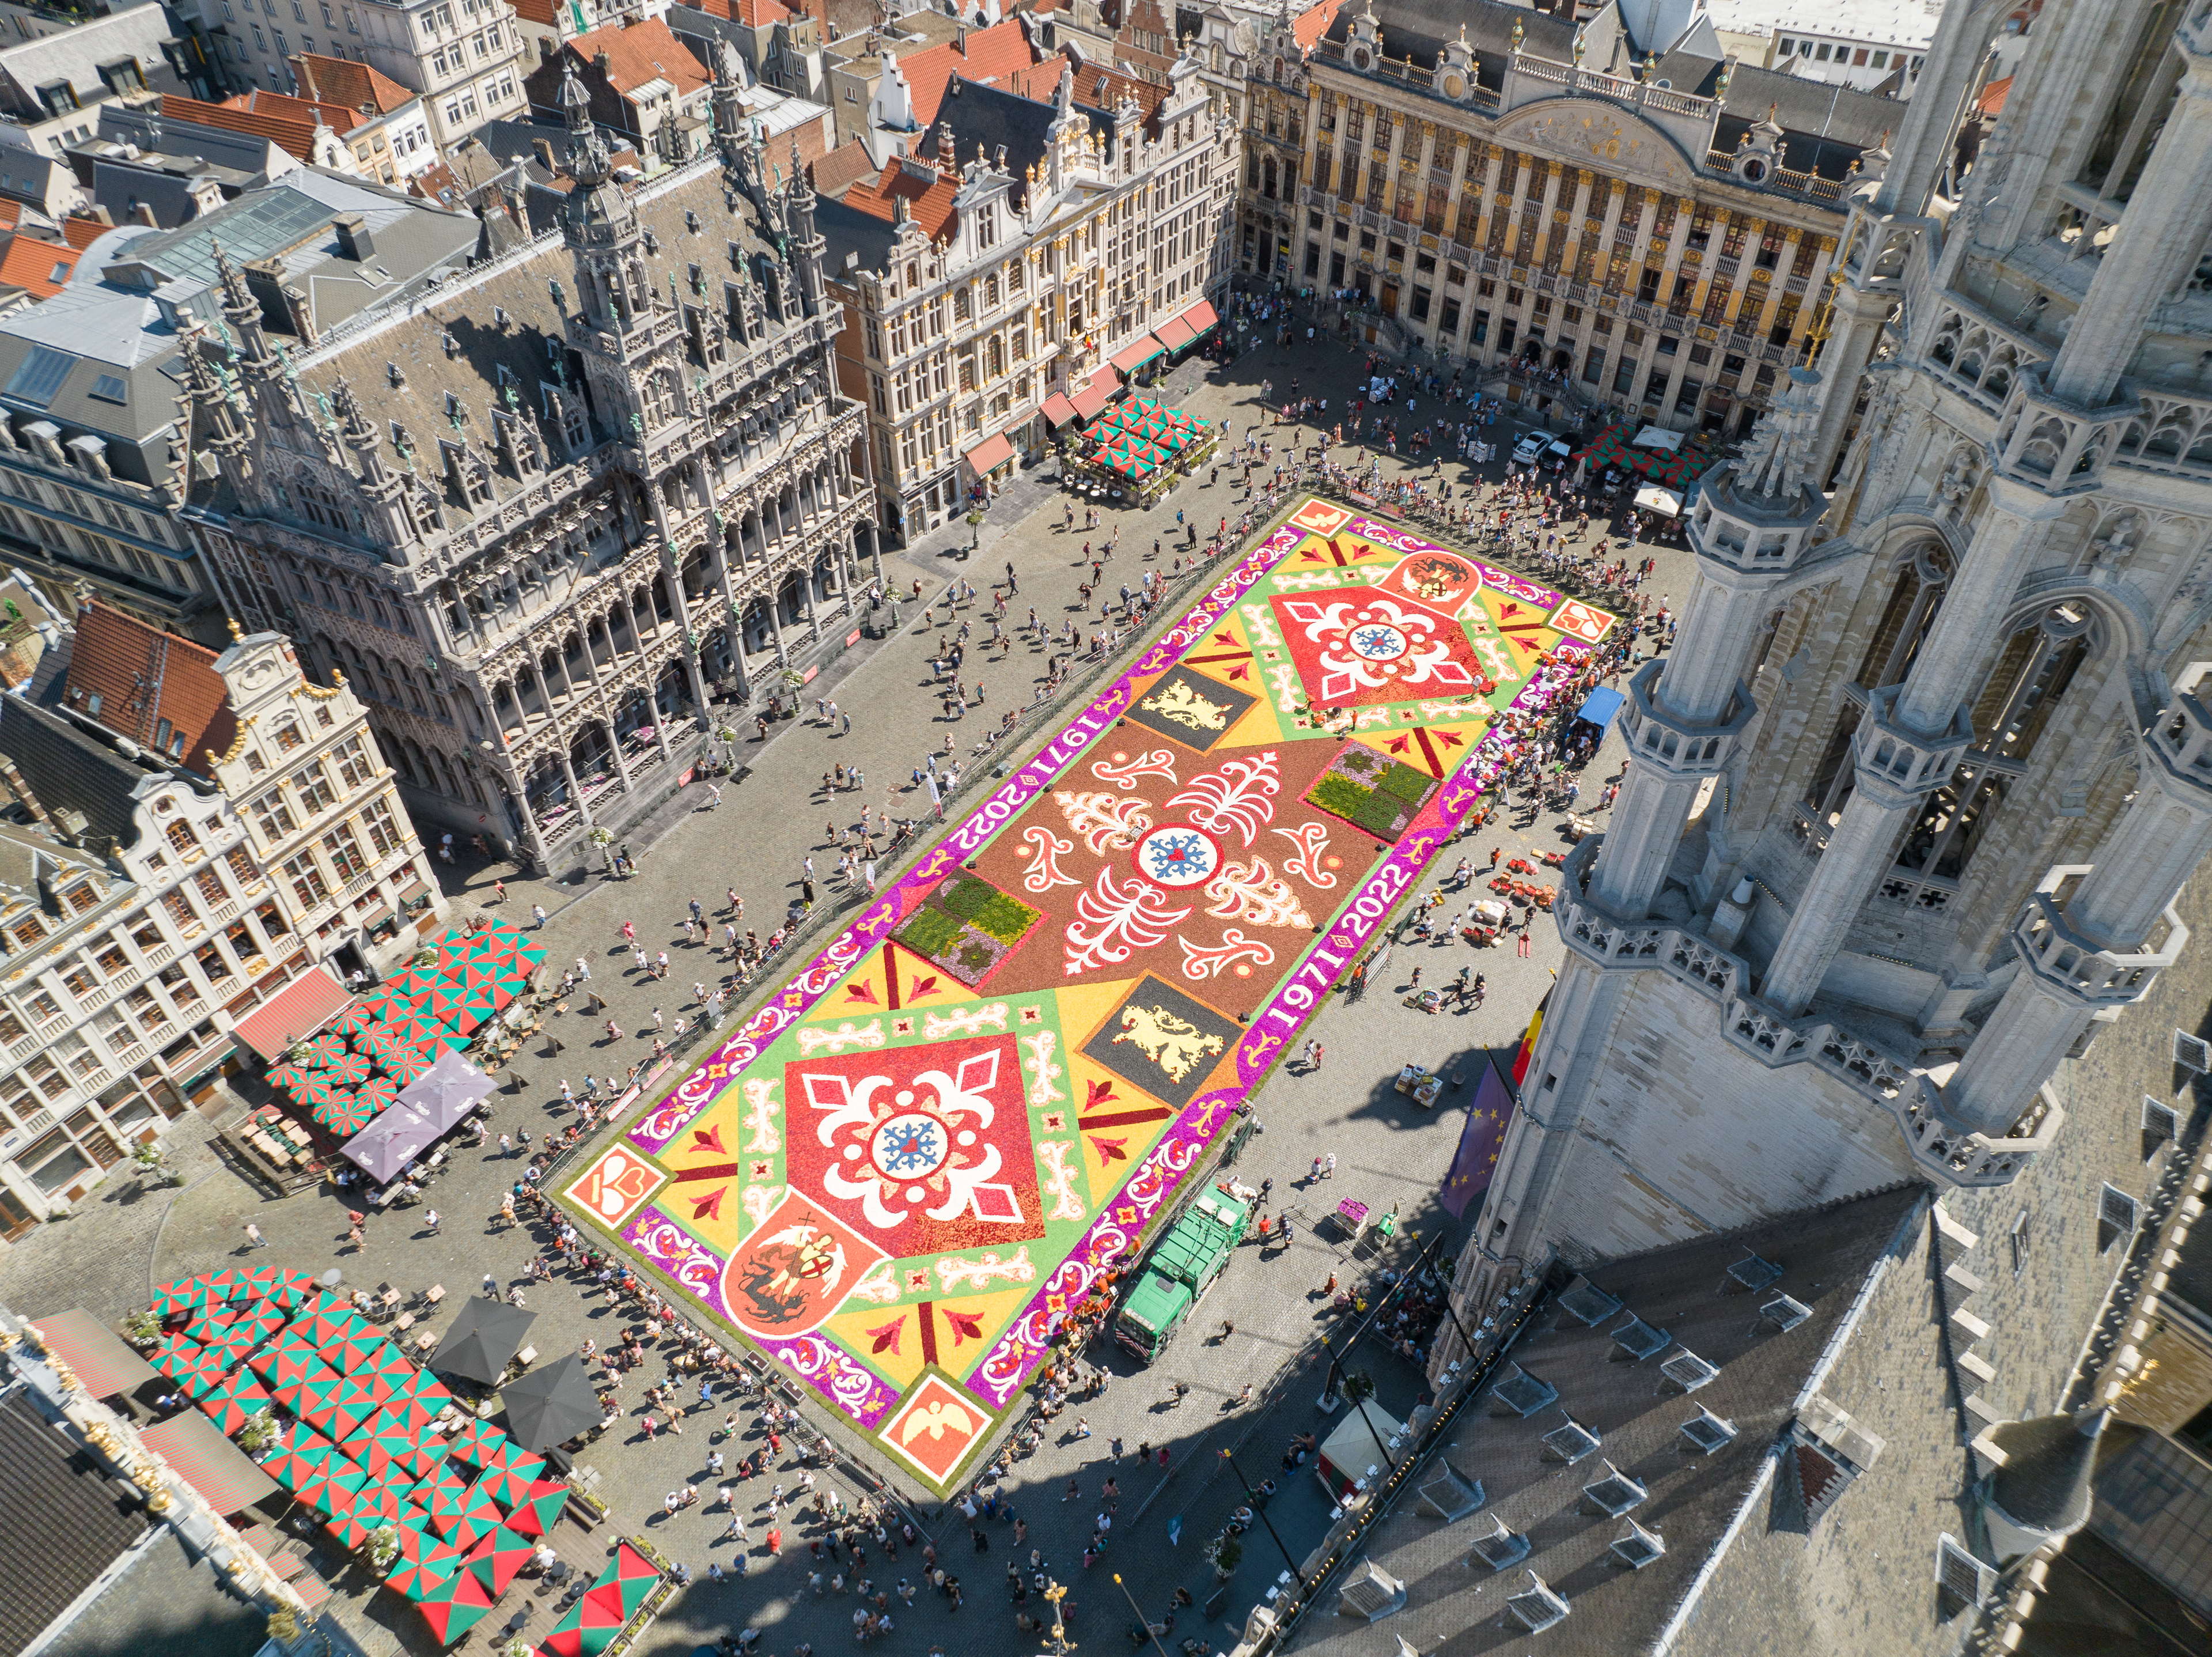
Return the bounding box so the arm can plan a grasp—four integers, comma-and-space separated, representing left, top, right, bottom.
787, 138, 825, 317
1736, 366, 1821, 503
560, 60, 613, 194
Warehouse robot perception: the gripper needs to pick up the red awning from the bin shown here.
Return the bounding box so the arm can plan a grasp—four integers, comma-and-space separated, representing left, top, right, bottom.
1069, 379, 1114, 422
229, 965, 354, 1063
142, 1409, 280, 1514
1179, 298, 1219, 336
32, 1309, 158, 1398
1151, 316, 1195, 351
1110, 336, 1165, 377
1040, 393, 1080, 428
963, 432, 1014, 477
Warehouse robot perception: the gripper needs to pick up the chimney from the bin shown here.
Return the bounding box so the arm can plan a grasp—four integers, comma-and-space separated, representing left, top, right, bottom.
132, 202, 158, 226
532, 137, 558, 172
0, 751, 50, 830
333, 211, 374, 260
84, 205, 113, 225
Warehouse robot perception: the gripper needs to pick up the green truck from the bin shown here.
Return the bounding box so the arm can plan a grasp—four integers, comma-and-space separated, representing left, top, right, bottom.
1114, 1183, 1253, 1361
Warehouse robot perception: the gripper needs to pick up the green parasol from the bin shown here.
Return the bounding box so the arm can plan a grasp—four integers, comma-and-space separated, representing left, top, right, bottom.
426, 1473, 504, 1549
259, 1440, 324, 1492
296, 1458, 370, 1518
332, 1001, 382, 1041
464, 1524, 534, 1598
300, 1306, 372, 1348
310, 1092, 378, 1134
415, 1568, 497, 1644
371, 1390, 443, 1437
354, 1026, 414, 1067
471, 1462, 535, 1513
387, 1526, 465, 1598
195, 1370, 275, 1437
323, 1323, 399, 1374
402, 974, 473, 1027
498, 1479, 570, 1539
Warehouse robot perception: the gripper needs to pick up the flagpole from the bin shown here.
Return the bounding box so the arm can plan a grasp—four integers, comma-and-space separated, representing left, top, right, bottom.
1218, 1448, 1305, 1588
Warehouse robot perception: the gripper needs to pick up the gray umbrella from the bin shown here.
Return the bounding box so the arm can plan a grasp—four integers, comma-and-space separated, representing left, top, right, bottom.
433, 1296, 537, 1387
399, 1049, 494, 1133
498, 1352, 601, 1452
340, 1101, 441, 1184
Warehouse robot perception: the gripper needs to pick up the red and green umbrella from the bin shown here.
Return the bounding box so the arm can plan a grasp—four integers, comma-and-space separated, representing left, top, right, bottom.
310, 1091, 378, 1134
391, 1367, 457, 1413
313, 1376, 390, 1439
378, 1045, 436, 1084
181, 1306, 240, 1346
347, 1478, 418, 1531
296, 1458, 370, 1518
149, 1275, 223, 1318
387, 1526, 464, 1598
371, 1390, 442, 1437
543, 1539, 661, 1653
441, 1417, 505, 1473
355, 1075, 404, 1117
300, 1305, 372, 1348
473, 1462, 538, 1512
250, 1337, 333, 1391
259, 1440, 324, 1492
333, 1000, 384, 1041
354, 1026, 415, 1068
469, 1437, 548, 1483
399, 974, 473, 1027
323, 1504, 381, 1551
194, 1321, 267, 1372
287, 1288, 353, 1327
224, 1303, 290, 1348
465, 1524, 534, 1598
426, 1473, 504, 1548
196, 1370, 276, 1436
499, 1478, 570, 1540
298, 1033, 350, 1070
287, 1074, 344, 1110
415, 1568, 497, 1643
354, 1334, 418, 1382
324, 1322, 399, 1374
325, 1049, 376, 1087
356, 1417, 448, 1483
151, 1335, 229, 1391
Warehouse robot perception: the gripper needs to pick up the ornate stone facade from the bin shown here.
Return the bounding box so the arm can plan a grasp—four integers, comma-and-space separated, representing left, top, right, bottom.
185, 54, 880, 873
1462, 0, 2212, 1287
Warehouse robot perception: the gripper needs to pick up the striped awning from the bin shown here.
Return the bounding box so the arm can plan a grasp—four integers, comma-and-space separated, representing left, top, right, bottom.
32, 1309, 158, 1399
142, 1409, 280, 1515
1110, 336, 1165, 377
229, 966, 354, 1063
1040, 393, 1080, 428
1151, 315, 1195, 351
1069, 378, 1114, 422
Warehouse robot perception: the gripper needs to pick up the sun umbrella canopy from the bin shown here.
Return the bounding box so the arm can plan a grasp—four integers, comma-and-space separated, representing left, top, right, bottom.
498, 1353, 601, 1454
250, 1344, 331, 1391
539, 1541, 660, 1657
426, 1474, 504, 1549
259, 1440, 323, 1492
465, 1524, 534, 1598
341, 1100, 443, 1185
287, 1075, 344, 1110
473, 1462, 537, 1512
357, 1418, 448, 1483
399, 1050, 494, 1132
389, 1540, 464, 1599
297, 1034, 350, 1071
432, 1298, 536, 1389
195, 1370, 276, 1436
499, 1478, 570, 1539
297, 1458, 370, 1517
417, 1568, 497, 1643
326, 1050, 376, 1087
151, 1335, 228, 1390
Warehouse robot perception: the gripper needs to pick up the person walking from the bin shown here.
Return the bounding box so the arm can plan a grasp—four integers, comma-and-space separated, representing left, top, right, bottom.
424, 1208, 442, 1234
532, 902, 548, 929
243, 1221, 268, 1249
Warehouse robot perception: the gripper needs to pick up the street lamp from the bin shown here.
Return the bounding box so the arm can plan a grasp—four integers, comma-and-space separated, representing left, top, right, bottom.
1218, 1448, 1305, 1589
1109, 1573, 1169, 1657
1042, 1577, 1075, 1657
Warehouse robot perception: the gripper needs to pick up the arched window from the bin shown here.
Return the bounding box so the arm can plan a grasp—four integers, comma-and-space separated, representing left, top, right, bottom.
1803, 546, 1952, 827
1892, 602, 2090, 883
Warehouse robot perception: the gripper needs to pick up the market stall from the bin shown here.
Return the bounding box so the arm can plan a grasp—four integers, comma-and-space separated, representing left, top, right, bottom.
1060, 396, 1218, 506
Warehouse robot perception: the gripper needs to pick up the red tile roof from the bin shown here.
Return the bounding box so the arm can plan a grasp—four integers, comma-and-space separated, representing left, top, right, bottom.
808, 137, 878, 199
0, 235, 79, 300
1293, 0, 1349, 48
843, 156, 958, 240
566, 16, 710, 98
506, 0, 556, 24
59, 216, 109, 251
1008, 56, 1166, 120
289, 53, 418, 115
895, 18, 1038, 128
160, 94, 334, 164
62, 601, 238, 771
689, 0, 796, 23
1978, 75, 2011, 117
228, 87, 365, 134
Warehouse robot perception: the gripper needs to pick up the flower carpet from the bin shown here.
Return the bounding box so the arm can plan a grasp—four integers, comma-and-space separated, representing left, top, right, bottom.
560, 496, 1616, 1493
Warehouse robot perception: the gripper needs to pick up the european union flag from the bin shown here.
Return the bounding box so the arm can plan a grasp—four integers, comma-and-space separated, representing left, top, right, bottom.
1440, 1056, 1515, 1218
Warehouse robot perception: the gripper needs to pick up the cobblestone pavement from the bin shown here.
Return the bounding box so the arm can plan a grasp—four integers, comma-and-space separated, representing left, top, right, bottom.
3, 318, 1698, 1657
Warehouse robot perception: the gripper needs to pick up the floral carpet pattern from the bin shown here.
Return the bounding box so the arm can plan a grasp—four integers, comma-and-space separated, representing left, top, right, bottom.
561, 497, 1616, 1493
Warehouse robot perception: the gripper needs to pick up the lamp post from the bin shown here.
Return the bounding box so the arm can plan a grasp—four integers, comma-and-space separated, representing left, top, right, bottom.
1320, 1334, 1396, 1476
1043, 1577, 1075, 1657
1218, 1449, 1305, 1589
1109, 1573, 1169, 1657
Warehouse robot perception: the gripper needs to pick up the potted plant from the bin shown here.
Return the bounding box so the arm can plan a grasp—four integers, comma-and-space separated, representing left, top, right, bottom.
1206, 1533, 1243, 1582
368, 1523, 402, 1576
588, 826, 616, 872
122, 1308, 162, 1349
238, 1411, 282, 1456
1343, 1369, 1377, 1405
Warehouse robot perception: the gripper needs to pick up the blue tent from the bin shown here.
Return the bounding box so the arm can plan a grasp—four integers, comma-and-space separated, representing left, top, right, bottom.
1576, 686, 1626, 729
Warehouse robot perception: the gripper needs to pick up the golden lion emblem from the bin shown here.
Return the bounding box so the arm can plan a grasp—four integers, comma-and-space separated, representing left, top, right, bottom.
1141, 678, 1230, 732
1112, 1002, 1225, 1084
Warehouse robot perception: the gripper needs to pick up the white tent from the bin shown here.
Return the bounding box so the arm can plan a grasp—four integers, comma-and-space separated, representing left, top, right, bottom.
1630, 425, 1685, 452
1634, 484, 1684, 517
1317, 1399, 1410, 1496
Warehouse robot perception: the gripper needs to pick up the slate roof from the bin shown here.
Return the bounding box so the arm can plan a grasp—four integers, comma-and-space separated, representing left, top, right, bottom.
0, 691, 175, 850
210, 152, 809, 526
1282, 1185, 1922, 1657
60, 599, 237, 770
0, 2, 188, 126
919, 75, 1107, 190
816, 192, 900, 277
0, 1390, 149, 1657
33, 1524, 263, 1657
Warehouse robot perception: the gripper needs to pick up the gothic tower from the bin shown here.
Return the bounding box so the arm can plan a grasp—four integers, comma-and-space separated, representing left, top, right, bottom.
1452, 0, 2212, 1313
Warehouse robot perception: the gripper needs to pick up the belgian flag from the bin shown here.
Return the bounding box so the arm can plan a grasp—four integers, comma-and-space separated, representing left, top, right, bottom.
1510, 982, 1552, 1092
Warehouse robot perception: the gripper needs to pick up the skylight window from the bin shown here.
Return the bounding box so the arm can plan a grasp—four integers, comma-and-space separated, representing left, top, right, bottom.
1660, 1349, 1719, 1393
1541, 1416, 1601, 1464
1467, 1513, 1530, 1571
1612, 1314, 1672, 1360
6, 345, 76, 406
1679, 1408, 1737, 1453
88, 374, 127, 404
1610, 1519, 1665, 1569
1582, 1461, 1648, 1516
1761, 1294, 1812, 1331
